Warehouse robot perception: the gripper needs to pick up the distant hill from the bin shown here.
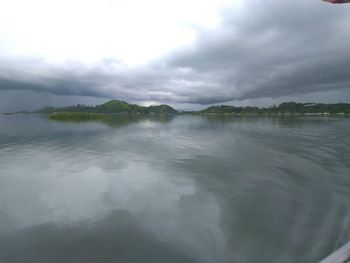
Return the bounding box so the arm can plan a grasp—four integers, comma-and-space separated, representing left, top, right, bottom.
36, 100, 178, 115
199, 102, 350, 115
36, 100, 350, 116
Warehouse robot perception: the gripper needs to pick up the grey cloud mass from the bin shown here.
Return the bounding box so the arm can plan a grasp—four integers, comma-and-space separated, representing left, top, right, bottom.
169, 0, 350, 101
0, 0, 350, 110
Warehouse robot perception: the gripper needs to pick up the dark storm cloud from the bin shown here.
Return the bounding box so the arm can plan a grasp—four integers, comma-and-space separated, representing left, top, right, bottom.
0, 58, 231, 105
0, 0, 350, 106
168, 0, 350, 103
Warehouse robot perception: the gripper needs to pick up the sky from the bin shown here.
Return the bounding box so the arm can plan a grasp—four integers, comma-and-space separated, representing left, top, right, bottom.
0, 0, 350, 112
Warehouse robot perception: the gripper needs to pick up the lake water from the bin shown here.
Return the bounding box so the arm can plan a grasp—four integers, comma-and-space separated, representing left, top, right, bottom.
0, 114, 349, 263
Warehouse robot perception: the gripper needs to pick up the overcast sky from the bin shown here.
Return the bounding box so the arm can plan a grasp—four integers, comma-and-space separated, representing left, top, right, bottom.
0, 0, 350, 112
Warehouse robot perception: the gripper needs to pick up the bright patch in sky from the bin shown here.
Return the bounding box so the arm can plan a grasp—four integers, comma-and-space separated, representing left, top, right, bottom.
0, 0, 232, 66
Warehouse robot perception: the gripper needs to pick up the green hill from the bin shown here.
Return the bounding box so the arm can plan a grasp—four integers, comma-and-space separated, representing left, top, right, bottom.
147, 105, 178, 114
36, 100, 178, 115
95, 100, 142, 113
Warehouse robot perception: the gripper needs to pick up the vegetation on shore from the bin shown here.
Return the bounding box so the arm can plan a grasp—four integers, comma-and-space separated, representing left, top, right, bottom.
47, 111, 174, 128
199, 102, 350, 115
48, 112, 113, 121
34, 100, 350, 122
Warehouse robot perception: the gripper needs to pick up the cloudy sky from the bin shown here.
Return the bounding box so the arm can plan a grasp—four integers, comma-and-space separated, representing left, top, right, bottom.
0, 0, 350, 112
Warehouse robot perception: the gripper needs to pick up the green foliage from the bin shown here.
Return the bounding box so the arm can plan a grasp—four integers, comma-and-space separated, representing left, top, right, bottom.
37, 100, 178, 115
199, 102, 350, 115
272, 102, 350, 114
147, 105, 178, 114
200, 105, 259, 114
38, 100, 350, 118
48, 112, 113, 121
95, 100, 135, 113
47, 112, 175, 128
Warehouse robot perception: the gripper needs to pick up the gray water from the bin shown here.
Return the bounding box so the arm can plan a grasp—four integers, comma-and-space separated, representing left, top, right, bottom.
0, 114, 349, 263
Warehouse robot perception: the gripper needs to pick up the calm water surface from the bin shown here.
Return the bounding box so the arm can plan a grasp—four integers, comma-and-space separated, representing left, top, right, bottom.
0, 114, 349, 263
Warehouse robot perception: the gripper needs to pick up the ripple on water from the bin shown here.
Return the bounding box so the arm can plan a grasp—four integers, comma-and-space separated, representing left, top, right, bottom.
0, 115, 350, 263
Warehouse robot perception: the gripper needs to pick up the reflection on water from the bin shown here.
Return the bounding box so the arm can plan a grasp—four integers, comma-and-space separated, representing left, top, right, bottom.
0, 114, 349, 262
0, 210, 197, 263
47, 114, 175, 129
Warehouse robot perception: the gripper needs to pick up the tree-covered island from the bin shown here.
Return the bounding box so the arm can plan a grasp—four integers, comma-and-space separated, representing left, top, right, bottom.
36, 100, 177, 120
34, 100, 350, 121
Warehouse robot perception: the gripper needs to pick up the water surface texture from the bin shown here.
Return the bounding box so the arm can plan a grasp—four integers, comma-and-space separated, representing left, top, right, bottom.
0, 114, 350, 263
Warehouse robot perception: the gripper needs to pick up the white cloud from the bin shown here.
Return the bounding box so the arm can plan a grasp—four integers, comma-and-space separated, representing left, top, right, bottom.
0, 0, 232, 66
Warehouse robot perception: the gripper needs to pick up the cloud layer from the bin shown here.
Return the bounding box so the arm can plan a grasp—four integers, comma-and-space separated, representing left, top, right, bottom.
0, 0, 350, 108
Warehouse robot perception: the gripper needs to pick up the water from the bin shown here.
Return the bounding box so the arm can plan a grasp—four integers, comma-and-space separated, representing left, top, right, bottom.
0, 114, 349, 263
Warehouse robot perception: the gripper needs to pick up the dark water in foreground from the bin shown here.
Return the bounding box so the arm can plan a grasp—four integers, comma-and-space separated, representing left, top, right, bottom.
0, 114, 349, 263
